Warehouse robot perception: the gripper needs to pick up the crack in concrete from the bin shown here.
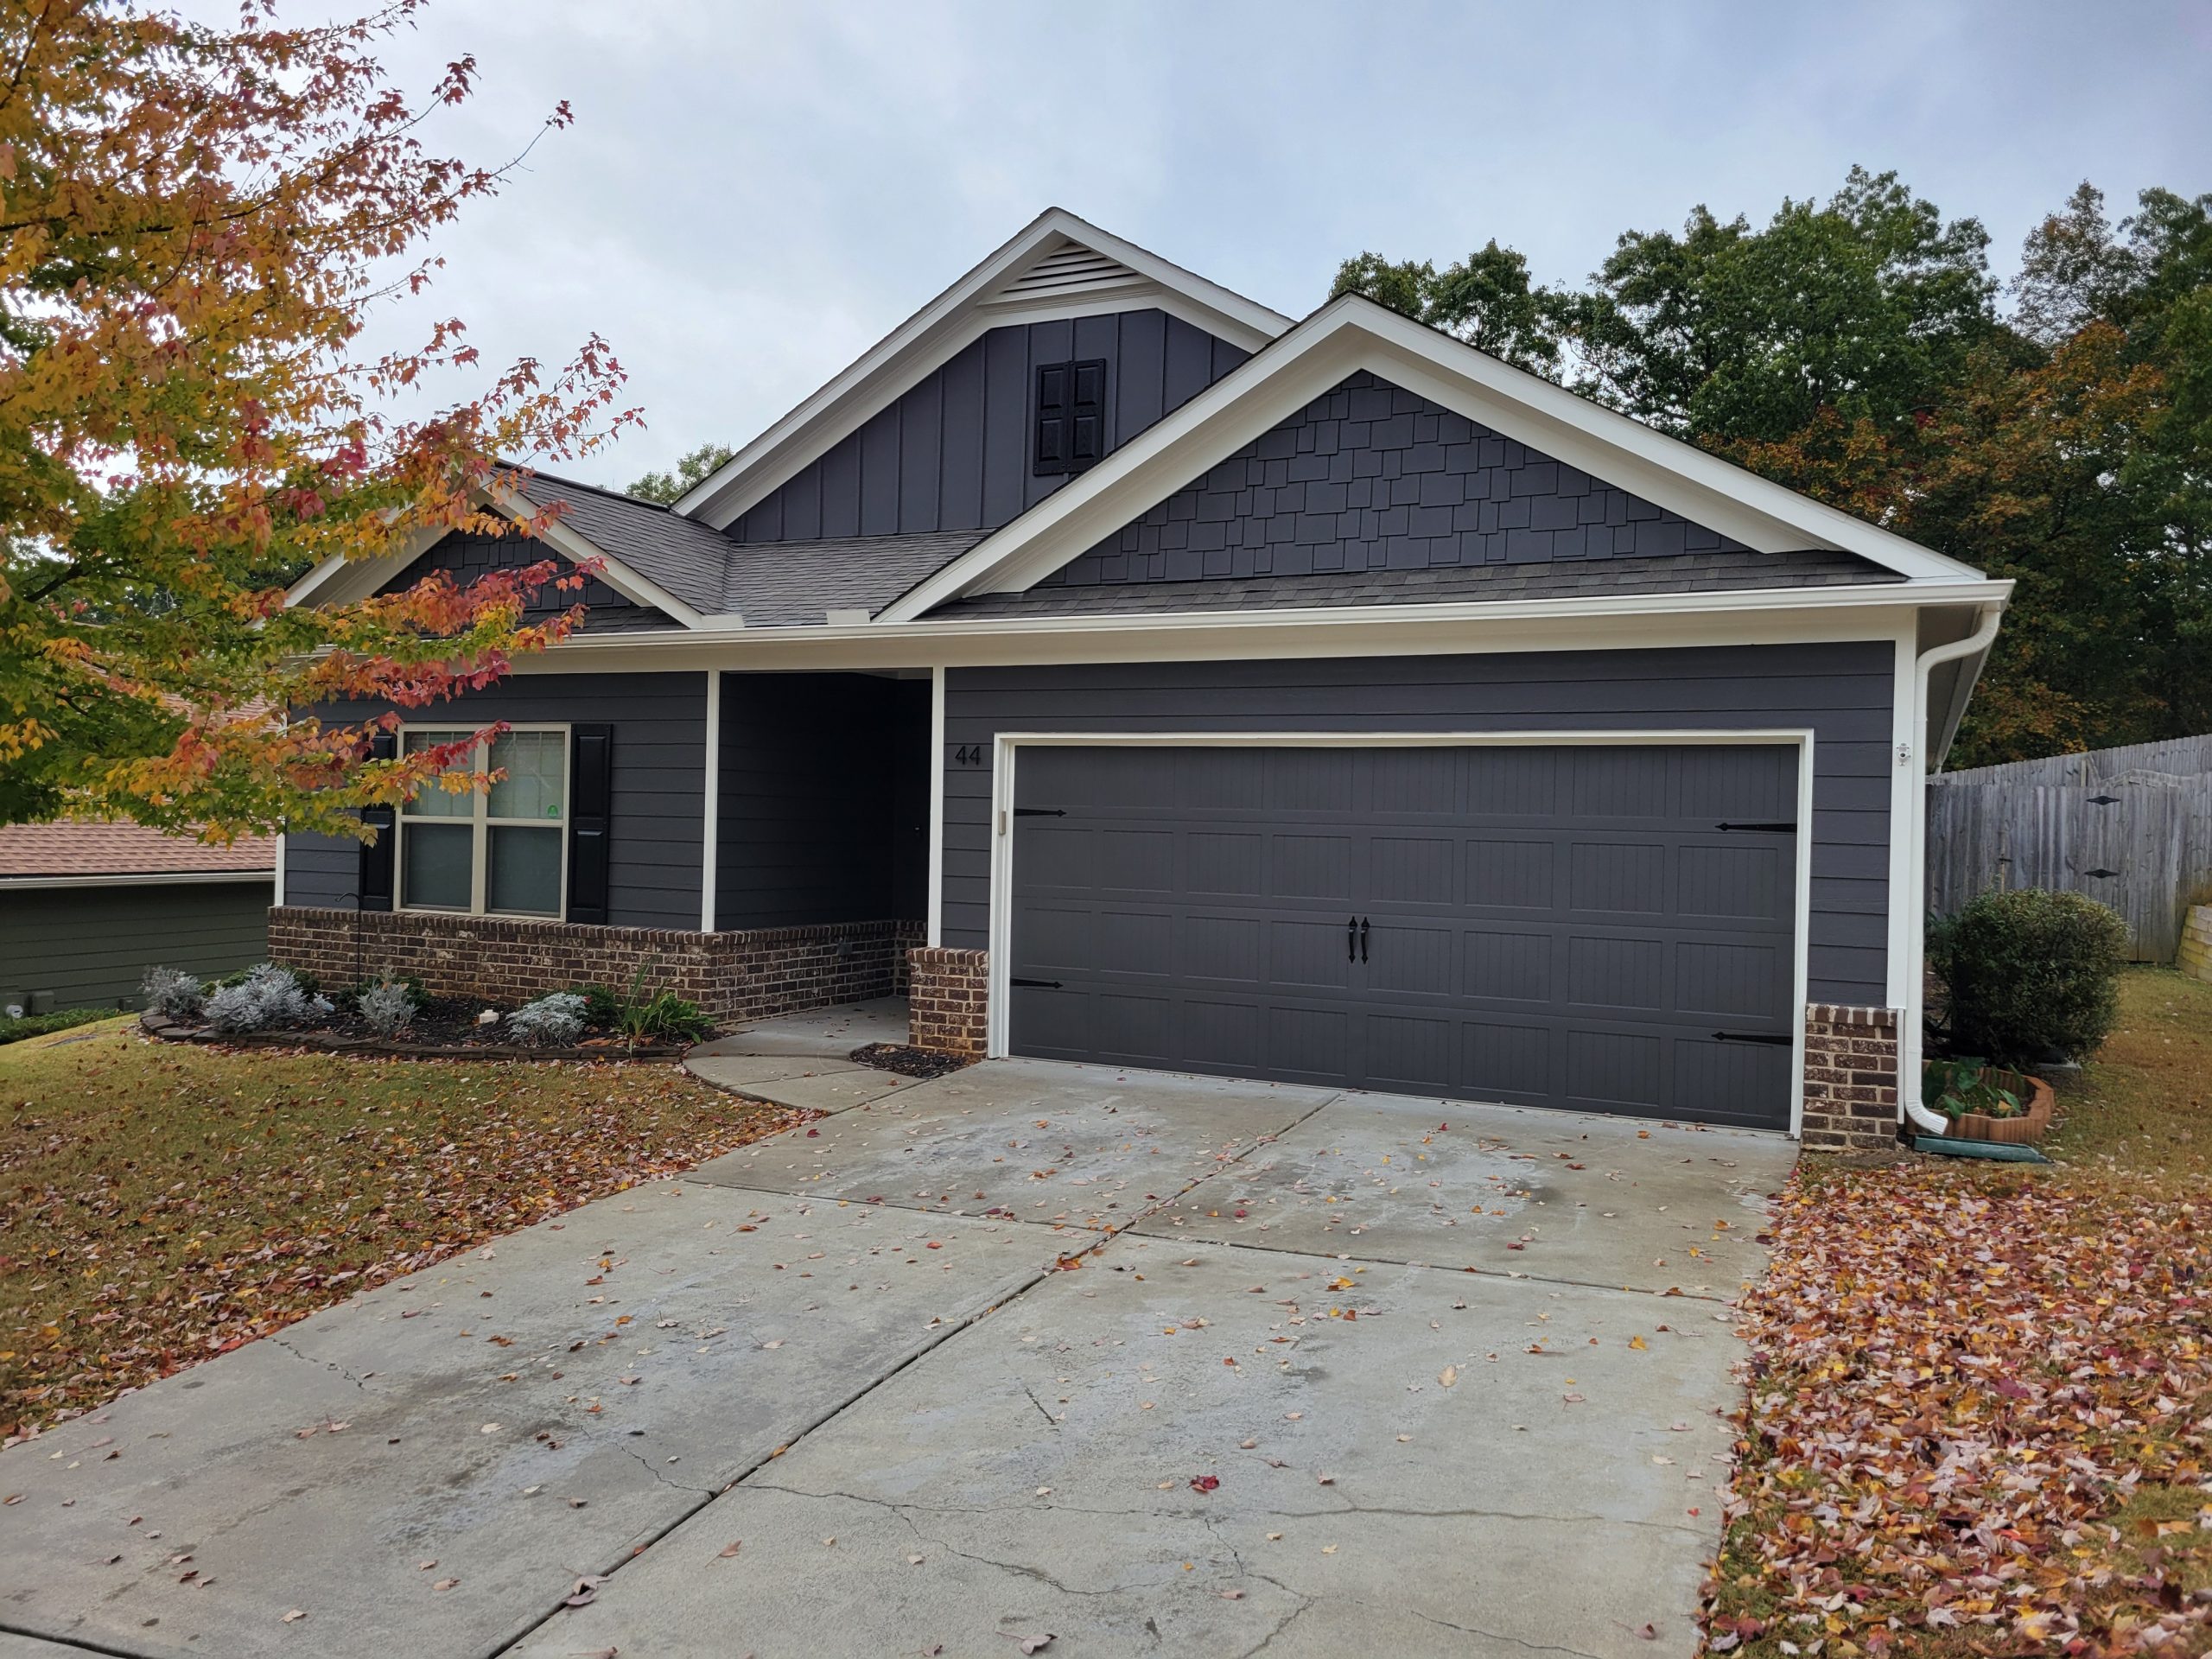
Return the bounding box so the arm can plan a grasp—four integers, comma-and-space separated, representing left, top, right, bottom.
1372, 1598, 1610, 1659
1019, 1379, 1062, 1430
268, 1334, 367, 1389
623, 1446, 712, 1498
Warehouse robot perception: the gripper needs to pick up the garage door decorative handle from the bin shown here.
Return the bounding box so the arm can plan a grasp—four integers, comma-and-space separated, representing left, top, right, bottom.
1359, 917, 1370, 963
1347, 916, 1357, 962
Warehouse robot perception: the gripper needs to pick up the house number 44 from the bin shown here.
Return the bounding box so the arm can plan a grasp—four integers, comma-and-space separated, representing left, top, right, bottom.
953, 744, 983, 766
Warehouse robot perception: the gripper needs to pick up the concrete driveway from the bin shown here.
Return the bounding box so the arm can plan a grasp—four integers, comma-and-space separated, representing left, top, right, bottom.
0, 1001, 1796, 1659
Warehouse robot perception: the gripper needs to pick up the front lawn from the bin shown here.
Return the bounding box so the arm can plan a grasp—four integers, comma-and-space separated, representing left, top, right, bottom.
0, 1022, 807, 1439
1706, 969, 2212, 1656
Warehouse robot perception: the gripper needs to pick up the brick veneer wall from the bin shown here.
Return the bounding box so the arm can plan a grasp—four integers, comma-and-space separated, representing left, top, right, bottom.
1801, 1003, 1903, 1152
907, 947, 988, 1057
269, 906, 922, 1025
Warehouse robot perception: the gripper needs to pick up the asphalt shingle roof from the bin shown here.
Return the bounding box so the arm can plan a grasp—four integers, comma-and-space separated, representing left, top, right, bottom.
0, 823, 275, 880
514, 474, 739, 617
925, 548, 1901, 620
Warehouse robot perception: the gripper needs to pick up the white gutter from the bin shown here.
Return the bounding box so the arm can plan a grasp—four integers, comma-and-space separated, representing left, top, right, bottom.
1900, 603, 2005, 1134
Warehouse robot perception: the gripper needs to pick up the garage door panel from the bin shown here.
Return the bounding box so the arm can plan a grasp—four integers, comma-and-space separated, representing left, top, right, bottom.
1463, 838, 1556, 911
1566, 933, 1669, 1012
1186, 831, 1266, 896
1567, 840, 1669, 913
1368, 834, 1455, 904
1008, 742, 1797, 1129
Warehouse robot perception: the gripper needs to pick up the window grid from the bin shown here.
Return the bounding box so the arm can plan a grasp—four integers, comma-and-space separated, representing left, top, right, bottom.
396, 724, 570, 919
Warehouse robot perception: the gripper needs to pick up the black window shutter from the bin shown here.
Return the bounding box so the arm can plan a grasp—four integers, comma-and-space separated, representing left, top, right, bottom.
1033, 359, 1108, 477
357, 729, 397, 912
567, 723, 613, 925
1068, 359, 1106, 470
1033, 361, 1069, 475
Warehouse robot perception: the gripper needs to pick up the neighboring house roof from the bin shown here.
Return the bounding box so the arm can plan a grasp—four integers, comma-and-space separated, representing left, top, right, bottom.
0, 823, 275, 883
929, 549, 1901, 620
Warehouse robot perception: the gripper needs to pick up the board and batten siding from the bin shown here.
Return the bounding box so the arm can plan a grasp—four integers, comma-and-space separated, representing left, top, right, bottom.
378, 529, 672, 632
283, 671, 708, 931
939, 642, 1897, 1008
0, 881, 271, 1007
731, 310, 1249, 545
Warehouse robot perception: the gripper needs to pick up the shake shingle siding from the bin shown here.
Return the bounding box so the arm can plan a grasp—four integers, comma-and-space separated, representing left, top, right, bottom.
732, 310, 1249, 545
283, 672, 708, 930
938, 643, 1897, 1007
1040, 370, 1749, 590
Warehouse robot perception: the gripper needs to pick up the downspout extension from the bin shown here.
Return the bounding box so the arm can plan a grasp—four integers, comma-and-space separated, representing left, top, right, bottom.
1902, 604, 2004, 1135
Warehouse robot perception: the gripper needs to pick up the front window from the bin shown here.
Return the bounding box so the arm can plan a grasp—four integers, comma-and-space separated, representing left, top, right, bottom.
397, 726, 569, 918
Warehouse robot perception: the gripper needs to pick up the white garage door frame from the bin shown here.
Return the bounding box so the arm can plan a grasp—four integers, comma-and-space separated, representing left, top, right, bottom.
985, 728, 1818, 1137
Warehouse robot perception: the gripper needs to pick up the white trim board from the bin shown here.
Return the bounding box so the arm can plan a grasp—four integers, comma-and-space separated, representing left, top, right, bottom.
982, 728, 1815, 1139
0, 869, 276, 891
885, 295, 1982, 621
676, 208, 1293, 530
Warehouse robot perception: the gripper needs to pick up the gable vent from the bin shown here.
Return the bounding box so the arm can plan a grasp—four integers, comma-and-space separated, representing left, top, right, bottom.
989, 240, 1147, 306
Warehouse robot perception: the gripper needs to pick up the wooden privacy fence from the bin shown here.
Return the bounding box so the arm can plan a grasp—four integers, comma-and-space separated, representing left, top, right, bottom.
1927, 753, 2212, 963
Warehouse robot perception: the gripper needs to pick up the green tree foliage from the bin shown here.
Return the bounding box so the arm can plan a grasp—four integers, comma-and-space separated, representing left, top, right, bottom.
626, 442, 735, 505
1330, 171, 2212, 765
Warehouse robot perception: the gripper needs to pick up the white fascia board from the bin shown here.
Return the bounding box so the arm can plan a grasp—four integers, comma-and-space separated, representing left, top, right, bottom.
674, 207, 1291, 529
883, 297, 1979, 620
1, 869, 276, 891
504, 580, 2011, 676
284, 491, 709, 631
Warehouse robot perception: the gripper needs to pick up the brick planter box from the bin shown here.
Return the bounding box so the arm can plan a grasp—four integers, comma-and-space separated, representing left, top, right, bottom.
269, 907, 923, 1026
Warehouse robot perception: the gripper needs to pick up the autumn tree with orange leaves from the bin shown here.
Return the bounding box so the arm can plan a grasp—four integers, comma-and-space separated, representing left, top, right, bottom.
0, 1, 636, 838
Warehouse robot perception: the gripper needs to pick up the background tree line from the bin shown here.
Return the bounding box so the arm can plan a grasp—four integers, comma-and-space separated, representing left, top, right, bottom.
1331, 168, 2212, 768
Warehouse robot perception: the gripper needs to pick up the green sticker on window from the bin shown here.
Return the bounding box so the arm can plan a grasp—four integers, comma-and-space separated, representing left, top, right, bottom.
548, 804, 562, 819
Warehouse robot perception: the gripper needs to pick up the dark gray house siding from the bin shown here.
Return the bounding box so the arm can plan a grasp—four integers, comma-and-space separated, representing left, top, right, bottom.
1, 881, 270, 1008
715, 673, 929, 928
732, 310, 1249, 545
1039, 370, 1747, 590
939, 642, 1897, 1007
379, 530, 673, 632
283, 672, 708, 931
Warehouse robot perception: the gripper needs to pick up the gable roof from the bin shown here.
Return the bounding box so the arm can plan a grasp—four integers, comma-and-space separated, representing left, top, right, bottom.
882, 291, 1986, 621
672, 208, 1294, 531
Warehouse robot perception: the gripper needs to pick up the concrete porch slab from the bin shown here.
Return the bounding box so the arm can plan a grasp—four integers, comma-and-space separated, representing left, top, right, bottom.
1134, 1090, 1797, 1298
683, 1052, 923, 1115
512, 1238, 1744, 1659
686, 1058, 1341, 1233
692, 995, 909, 1061
0, 1185, 1056, 1659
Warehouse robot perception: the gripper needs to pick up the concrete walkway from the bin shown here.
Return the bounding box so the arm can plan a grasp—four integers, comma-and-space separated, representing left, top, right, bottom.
0, 1009, 1796, 1659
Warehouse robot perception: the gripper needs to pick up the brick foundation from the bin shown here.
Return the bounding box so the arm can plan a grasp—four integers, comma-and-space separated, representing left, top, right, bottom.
907, 947, 988, 1057
1801, 1002, 1904, 1152
269, 906, 923, 1026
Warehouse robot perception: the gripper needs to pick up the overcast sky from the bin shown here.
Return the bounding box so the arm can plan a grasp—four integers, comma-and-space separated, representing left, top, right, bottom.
351, 0, 2212, 492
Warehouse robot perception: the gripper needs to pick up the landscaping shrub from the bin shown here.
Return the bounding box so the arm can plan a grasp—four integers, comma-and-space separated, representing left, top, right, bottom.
141, 966, 207, 1021
204, 963, 331, 1034
620, 988, 712, 1045
0, 1007, 113, 1046
354, 976, 418, 1037
507, 991, 587, 1046
1932, 887, 2127, 1067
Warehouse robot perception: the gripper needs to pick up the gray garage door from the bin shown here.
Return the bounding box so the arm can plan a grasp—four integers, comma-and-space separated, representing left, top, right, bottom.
1006, 743, 1798, 1129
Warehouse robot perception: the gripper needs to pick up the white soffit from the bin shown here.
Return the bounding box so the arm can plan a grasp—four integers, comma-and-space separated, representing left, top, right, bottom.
879, 296, 1982, 620
672, 208, 1293, 531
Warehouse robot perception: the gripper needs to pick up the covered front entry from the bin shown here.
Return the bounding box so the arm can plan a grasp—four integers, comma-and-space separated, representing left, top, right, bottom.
1004, 741, 1801, 1129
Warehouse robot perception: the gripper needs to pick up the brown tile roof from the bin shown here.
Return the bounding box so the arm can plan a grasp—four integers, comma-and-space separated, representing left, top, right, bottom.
0, 823, 276, 880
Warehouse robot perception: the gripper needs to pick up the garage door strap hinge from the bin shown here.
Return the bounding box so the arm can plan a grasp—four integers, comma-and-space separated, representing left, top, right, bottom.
1712, 1029, 1792, 1046
1013, 807, 1065, 817
1010, 976, 1063, 989
1714, 821, 1797, 832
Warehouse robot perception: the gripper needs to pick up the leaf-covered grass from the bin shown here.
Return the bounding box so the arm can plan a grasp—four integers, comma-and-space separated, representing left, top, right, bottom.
0, 1025, 809, 1439
1706, 969, 2212, 1656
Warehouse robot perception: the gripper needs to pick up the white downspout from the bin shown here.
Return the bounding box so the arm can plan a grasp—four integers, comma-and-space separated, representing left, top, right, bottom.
1901, 604, 2004, 1134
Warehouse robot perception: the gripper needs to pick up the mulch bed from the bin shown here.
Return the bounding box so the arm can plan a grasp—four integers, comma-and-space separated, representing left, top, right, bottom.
141, 1002, 693, 1063
848, 1041, 975, 1080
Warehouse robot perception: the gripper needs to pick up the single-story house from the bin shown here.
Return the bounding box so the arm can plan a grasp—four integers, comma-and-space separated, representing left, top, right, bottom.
277, 210, 2010, 1149
0, 823, 276, 1013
